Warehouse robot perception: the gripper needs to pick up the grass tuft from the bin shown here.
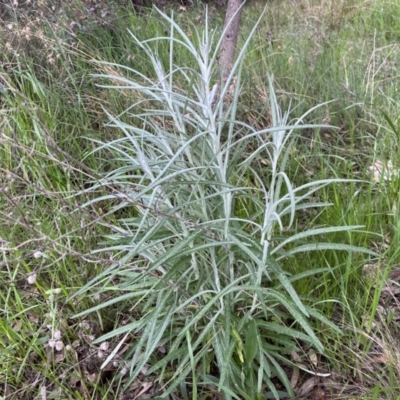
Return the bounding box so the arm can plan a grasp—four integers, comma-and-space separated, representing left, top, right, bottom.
1, 0, 400, 398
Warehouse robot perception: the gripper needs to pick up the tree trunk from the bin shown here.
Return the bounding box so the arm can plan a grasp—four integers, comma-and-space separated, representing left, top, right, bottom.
219, 0, 245, 83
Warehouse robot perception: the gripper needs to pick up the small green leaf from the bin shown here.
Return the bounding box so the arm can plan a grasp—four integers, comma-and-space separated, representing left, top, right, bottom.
231, 327, 244, 364
244, 319, 258, 367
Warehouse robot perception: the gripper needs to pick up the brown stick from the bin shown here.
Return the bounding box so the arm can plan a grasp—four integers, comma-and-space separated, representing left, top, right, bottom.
219, 0, 245, 84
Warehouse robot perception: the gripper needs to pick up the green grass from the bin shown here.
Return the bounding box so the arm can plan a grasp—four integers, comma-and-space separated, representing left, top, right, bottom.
1, 0, 400, 398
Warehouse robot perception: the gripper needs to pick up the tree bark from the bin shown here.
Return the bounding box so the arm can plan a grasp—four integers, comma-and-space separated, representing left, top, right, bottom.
219, 0, 245, 83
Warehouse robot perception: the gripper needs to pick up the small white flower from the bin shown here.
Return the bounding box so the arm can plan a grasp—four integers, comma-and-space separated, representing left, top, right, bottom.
33, 251, 42, 259
27, 273, 37, 284
53, 330, 61, 340
99, 341, 109, 351
80, 321, 90, 330
55, 341, 63, 351
120, 368, 127, 376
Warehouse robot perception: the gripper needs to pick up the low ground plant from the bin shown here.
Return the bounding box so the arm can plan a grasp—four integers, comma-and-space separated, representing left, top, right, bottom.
71, 8, 375, 399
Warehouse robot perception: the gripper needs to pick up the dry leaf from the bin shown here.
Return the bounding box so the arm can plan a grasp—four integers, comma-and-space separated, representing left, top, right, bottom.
308, 349, 318, 368
54, 351, 65, 363
86, 372, 98, 382
290, 366, 300, 389
309, 386, 326, 400
296, 376, 318, 397
12, 319, 22, 332
368, 159, 398, 182
372, 353, 389, 364
133, 382, 153, 400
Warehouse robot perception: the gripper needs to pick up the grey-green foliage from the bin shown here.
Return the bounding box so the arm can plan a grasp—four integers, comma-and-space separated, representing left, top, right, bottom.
72, 7, 375, 399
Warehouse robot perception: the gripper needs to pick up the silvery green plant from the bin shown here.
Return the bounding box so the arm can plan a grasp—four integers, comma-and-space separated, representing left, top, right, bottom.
72, 8, 374, 399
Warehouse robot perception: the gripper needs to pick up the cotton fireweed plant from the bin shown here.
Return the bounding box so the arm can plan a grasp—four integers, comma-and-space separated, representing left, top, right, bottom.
72, 8, 374, 399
